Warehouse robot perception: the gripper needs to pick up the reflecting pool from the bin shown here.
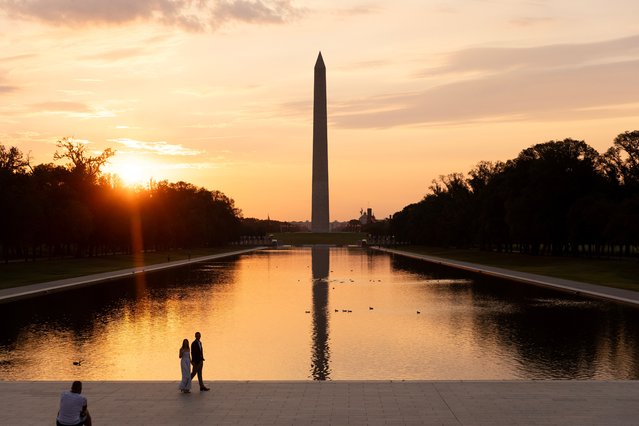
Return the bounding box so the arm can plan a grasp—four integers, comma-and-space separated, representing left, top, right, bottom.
1, 247, 638, 380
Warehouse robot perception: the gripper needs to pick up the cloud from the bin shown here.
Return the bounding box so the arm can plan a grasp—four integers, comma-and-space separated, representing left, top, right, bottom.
333, 35, 639, 128
0, 73, 19, 93
173, 84, 259, 97
331, 4, 381, 17
0, 84, 18, 93
0, 0, 177, 25
433, 4, 457, 15
509, 16, 554, 27
26, 101, 115, 118
337, 59, 390, 71
214, 0, 303, 24
31, 101, 91, 112
110, 138, 203, 156
0, 0, 304, 31
424, 34, 639, 76
0, 53, 37, 62
170, 161, 222, 170
80, 47, 147, 62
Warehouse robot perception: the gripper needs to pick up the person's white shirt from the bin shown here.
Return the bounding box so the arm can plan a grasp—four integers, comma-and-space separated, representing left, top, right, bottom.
57, 391, 86, 425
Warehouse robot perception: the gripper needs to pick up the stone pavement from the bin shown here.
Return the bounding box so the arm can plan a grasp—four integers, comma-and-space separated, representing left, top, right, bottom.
375, 247, 639, 307
1, 381, 638, 425
0, 247, 264, 304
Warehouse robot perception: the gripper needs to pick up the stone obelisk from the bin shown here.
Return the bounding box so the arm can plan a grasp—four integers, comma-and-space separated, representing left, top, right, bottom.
312, 52, 329, 232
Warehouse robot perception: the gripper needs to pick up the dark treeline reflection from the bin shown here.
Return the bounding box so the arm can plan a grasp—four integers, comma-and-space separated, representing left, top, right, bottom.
391, 255, 639, 379
0, 139, 241, 261
0, 258, 239, 353
391, 131, 639, 257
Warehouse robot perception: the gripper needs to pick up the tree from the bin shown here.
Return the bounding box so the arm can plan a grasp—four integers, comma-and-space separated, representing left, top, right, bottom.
0, 145, 32, 260
602, 131, 639, 187
389, 134, 637, 258
30, 163, 75, 257
53, 138, 115, 182
391, 173, 473, 246
0, 138, 242, 261
0, 145, 31, 174
504, 139, 603, 255
467, 161, 509, 251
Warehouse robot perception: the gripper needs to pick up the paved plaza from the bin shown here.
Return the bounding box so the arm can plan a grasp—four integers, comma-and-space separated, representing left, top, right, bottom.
1, 380, 638, 425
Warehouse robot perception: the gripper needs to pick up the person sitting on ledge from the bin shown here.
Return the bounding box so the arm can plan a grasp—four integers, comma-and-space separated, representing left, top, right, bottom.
56, 381, 92, 426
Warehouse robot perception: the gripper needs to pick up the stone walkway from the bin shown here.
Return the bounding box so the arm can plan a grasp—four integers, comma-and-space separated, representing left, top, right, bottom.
0, 247, 264, 304
375, 247, 639, 307
1, 381, 638, 425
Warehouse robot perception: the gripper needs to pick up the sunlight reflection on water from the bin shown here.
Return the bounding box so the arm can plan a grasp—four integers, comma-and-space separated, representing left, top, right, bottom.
1, 247, 638, 380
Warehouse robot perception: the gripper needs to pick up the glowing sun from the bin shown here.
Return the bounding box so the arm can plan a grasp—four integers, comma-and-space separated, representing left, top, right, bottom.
106, 156, 157, 187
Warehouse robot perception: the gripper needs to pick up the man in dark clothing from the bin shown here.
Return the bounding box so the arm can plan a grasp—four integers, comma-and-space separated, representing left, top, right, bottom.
190, 331, 210, 391
56, 381, 92, 426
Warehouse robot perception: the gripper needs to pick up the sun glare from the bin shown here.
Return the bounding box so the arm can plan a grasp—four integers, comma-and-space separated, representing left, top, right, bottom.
107, 157, 156, 187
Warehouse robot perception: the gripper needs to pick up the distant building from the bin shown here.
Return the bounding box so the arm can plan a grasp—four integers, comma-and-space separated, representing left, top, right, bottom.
288, 220, 312, 231
359, 208, 376, 225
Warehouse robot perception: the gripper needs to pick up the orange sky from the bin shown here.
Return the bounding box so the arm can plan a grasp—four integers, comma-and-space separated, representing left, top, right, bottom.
1, 1, 638, 221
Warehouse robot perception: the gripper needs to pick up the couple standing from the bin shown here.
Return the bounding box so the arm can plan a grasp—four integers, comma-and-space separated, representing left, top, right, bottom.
179, 331, 211, 393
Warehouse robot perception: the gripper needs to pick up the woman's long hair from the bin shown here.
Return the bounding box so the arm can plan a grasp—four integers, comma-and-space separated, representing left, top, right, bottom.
181, 339, 189, 350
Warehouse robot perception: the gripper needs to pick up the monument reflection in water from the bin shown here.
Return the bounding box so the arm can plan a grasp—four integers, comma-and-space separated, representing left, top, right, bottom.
1, 247, 639, 381
310, 246, 330, 380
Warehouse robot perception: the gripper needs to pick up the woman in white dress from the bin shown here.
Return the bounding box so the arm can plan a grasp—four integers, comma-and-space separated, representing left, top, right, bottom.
179, 339, 192, 393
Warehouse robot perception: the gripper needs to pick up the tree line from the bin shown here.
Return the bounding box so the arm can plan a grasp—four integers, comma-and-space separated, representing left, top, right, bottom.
390, 131, 639, 258
0, 139, 241, 262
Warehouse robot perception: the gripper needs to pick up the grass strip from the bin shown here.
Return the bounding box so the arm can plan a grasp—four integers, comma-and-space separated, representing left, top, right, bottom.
397, 246, 639, 292
0, 247, 242, 290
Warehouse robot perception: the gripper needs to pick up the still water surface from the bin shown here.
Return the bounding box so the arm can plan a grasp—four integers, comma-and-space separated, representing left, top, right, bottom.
1, 247, 638, 380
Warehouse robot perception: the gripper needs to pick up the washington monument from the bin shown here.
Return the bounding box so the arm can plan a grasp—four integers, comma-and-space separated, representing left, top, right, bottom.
312, 52, 329, 232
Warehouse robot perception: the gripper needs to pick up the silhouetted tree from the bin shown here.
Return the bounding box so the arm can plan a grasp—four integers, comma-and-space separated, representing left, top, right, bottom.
467, 161, 509, 251
0, 145, 31, 173
602, 131, 639, 187
0, 145, 32, 261
391, 132, 639, 259
53, 138, 115, 183
0, 140, 242, 261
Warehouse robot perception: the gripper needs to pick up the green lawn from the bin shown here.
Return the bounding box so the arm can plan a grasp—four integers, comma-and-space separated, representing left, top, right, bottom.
273, 232, 366, 245
396, 246, 639, 292
0, 247, 240, 290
